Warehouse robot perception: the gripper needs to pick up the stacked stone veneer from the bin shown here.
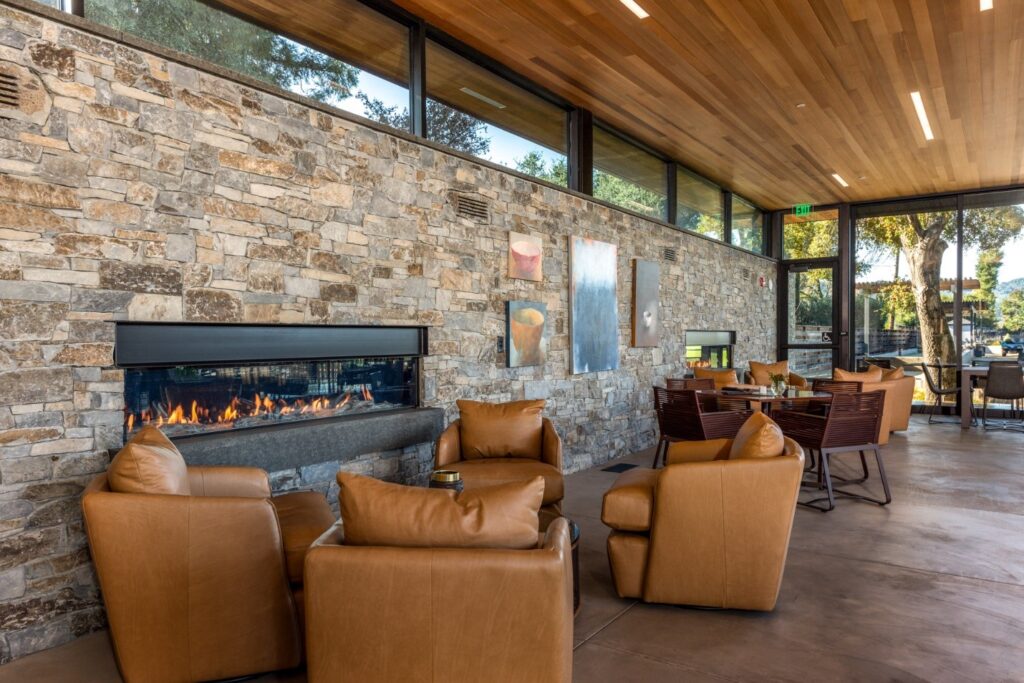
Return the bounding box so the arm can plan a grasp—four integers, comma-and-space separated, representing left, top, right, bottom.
0, 2, 777, 662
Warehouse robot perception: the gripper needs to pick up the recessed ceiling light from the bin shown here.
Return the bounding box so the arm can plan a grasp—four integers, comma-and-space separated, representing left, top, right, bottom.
980, 0, 993, 11
620, 0, 650, 19
795, 102, 806, 108
909, 91, 935, 140
831, 173, 850, 188
459, 87, 506, 110
857, 175, 867, 180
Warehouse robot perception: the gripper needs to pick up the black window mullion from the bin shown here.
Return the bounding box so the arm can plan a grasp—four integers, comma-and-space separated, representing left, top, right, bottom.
408, 20, 426, 137
568, 108, 593, 195
666, 163, 677, 225
722, 190, 733, 244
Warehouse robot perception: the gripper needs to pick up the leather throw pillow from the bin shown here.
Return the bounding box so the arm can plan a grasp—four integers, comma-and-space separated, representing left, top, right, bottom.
457, 399, 545, 459
107, 425, 191, 495
337, 472, 543, 549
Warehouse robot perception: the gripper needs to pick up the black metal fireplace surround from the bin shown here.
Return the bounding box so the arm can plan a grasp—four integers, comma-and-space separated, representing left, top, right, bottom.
114, 323, 442, 471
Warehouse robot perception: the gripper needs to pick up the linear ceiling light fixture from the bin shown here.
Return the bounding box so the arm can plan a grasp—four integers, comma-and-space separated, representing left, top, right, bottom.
909, 91, 935, 140
620, 0, 650, 19
459, 87, 506, 109
831, 173, 850, 188
980, 0, 993, 11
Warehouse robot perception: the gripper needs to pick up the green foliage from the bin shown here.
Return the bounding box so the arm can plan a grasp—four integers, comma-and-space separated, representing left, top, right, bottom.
86, 0, 357, 102
357, 96, 491, 156
593, 170, 666, 220
880, 281, 918, 329
784, 218, 837, 259
1001, 288, 1024, 333
513, 150, 567, 186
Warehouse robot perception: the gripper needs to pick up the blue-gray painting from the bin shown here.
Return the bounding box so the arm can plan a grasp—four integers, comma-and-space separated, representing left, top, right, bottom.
570, 236, 619, 374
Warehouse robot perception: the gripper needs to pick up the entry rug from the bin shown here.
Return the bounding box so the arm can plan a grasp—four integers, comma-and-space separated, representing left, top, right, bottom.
602, 463, 638, 473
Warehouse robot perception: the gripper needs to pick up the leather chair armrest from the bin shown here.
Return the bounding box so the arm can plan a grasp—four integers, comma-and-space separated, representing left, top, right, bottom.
665, 438, 732, 464
187, 466, 271, 498
743, 370, 755, 384
788, 372, 809, 389
82, 491, 300, 682
541, 418, 563, 470
304, 527, 573, 683
434, 419, 462, 467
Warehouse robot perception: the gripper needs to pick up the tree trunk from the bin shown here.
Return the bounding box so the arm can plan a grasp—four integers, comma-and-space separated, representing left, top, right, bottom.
902, 230, 958, 395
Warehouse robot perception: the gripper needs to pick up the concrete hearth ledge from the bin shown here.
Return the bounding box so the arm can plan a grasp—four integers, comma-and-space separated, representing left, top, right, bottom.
170, 408, 444, 472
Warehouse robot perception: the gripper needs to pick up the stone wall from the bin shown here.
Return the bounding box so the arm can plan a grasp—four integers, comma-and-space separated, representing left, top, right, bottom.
0, 2, 777, 661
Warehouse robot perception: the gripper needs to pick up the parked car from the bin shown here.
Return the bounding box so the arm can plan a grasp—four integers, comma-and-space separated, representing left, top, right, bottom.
1001, 337, 1024, 356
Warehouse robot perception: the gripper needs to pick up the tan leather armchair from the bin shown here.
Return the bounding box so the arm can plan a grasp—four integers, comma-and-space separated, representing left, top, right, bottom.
602, 437, 804, 611
436, 400, 564, 526
746, 360, 809, 389
83, 465, 334, 683
862, 376, 915, 432
304, 518, 574, 683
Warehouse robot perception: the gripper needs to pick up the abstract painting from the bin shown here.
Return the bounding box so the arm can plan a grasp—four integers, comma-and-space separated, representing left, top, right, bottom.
508, 231, 543, 281
506, 301, 547, 368
631, 259, 660, 347
570, 236, 619, 374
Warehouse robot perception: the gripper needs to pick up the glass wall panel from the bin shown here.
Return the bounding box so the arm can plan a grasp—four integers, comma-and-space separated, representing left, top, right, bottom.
961, 189, 1024, 408
783, 209, 839, 259
85, 0, 411, 131
676, 168, 723, 239
786, 348, 834, 378
425, 41, 567, 184
854, 197, 958, 404
592, 125, 667, 220
787, 267, 834, 344
730, 195, 764, 253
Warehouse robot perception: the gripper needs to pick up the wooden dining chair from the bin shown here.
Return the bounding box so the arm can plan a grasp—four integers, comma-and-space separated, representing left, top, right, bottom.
774, 391, 888, 512
651, 387, 752, 467
666, 377, 715, 391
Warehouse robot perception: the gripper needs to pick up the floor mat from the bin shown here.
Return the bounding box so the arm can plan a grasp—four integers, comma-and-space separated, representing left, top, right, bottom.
601, 463, 638, 473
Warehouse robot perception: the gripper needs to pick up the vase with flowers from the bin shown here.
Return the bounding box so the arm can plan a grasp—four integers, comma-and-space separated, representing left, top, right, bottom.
769, 373, 787, 396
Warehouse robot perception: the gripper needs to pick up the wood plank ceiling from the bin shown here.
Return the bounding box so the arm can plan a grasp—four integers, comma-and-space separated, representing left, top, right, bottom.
219, 0, 1024, 209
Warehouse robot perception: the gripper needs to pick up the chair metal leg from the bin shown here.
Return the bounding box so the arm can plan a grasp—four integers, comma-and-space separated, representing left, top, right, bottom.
652, 437, 665, 468
832, 446, 891, 506
829, 450, 870, 485
799, 448, 836, 512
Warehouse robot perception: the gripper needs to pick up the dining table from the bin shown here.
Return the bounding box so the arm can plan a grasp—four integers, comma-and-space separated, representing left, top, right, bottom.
703, 388, 834, 415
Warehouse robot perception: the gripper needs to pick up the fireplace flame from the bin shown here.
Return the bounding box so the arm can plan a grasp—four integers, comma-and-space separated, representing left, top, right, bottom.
126, 385, 380, 435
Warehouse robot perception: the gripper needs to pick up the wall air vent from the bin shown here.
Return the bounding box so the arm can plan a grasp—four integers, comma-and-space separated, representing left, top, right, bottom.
0, 72, 19, 114
453, 192, 490, 222
662, 247, 678, 262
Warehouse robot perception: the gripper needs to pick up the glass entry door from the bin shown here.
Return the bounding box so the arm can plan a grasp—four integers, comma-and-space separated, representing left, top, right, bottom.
781, 262, 839, 378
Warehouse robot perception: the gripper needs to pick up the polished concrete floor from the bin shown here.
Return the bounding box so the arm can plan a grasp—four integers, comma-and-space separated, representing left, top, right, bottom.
2, 416, 1022, 682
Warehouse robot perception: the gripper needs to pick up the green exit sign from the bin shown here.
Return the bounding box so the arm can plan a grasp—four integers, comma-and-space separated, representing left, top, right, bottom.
793, 203, 812, 216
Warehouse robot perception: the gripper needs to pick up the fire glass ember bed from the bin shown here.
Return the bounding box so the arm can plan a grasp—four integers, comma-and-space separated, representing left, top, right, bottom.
123, 357, 417, 438
115, 323, 427, 441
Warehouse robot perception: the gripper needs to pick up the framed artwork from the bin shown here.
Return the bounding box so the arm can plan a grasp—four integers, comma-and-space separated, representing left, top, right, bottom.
506, 301, 547, 367
631, 259, 660, 347
508, 231, 543, 281
569, 236, 619, 374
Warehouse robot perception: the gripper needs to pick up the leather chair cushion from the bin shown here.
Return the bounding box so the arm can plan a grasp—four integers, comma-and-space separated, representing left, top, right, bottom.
457, 399, 545, 459
834, 367, 883, 382
270, 491, 335, 584
869, 364, 906, 380
337, 472, 543, 549
729, 412, 785, 460
607, 531, 649, 599
749, 360, 788, 386
445, 458, 564, 505
694, 368, 739, 388
107, 425, 190, 496
602, 467, 659, 532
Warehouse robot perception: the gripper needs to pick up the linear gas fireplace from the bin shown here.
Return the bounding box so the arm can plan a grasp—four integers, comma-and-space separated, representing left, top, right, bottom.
684, 330, 736, 370
115, 323, 427, 442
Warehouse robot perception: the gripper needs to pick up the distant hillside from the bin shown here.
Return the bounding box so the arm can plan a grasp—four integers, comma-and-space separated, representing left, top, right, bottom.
997, 278, 1024, 297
